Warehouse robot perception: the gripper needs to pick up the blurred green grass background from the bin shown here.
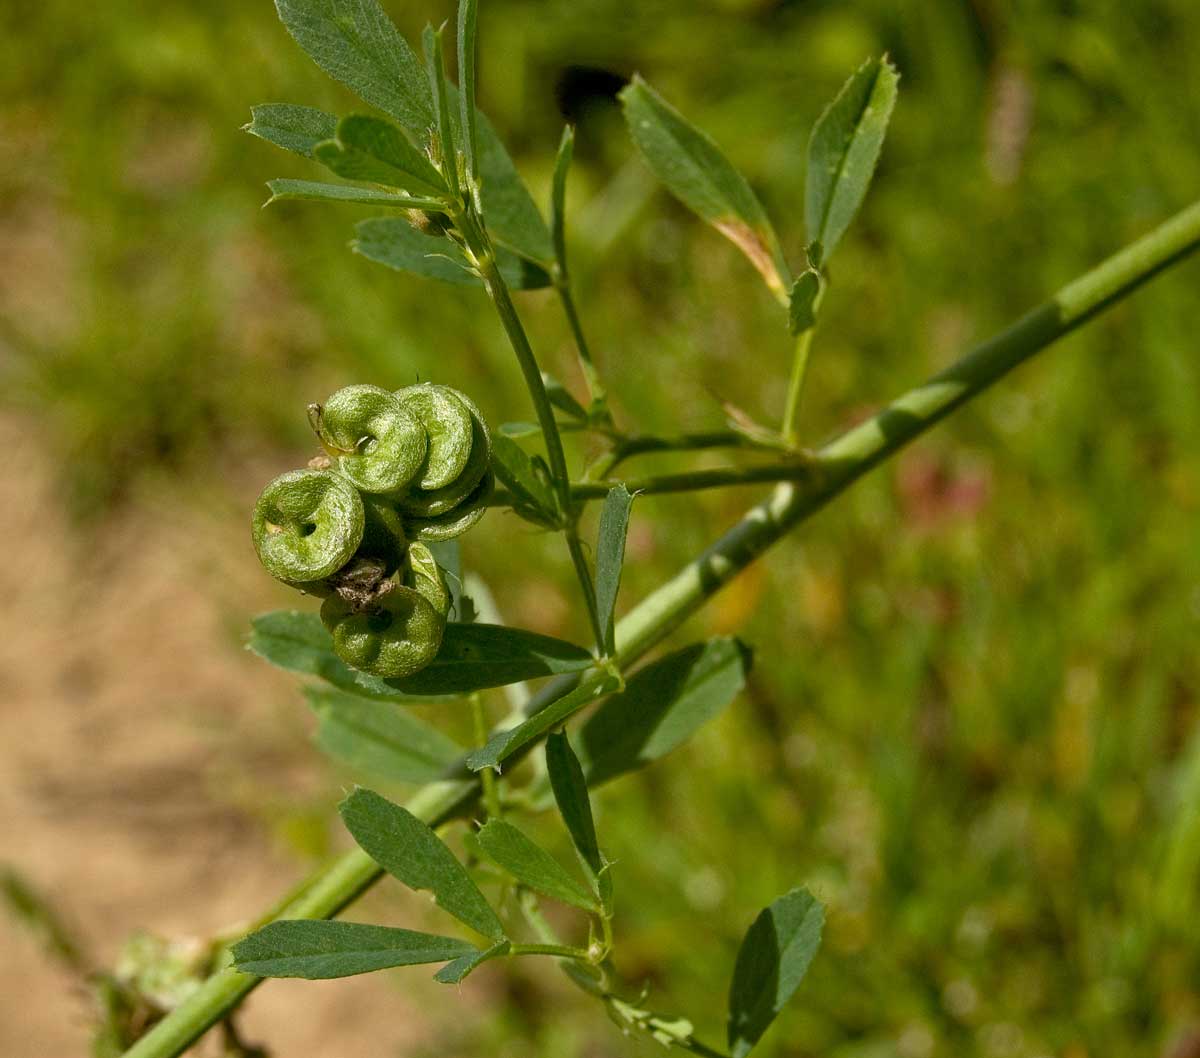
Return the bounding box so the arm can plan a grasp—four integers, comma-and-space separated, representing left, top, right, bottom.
2, 0, 1200, 1056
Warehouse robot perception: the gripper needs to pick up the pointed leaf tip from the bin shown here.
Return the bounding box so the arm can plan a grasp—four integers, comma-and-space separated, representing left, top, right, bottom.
804, 55, 899, 262
620, 76, 790, 298
339, 788, 506, 941
727, 887, 824, 1057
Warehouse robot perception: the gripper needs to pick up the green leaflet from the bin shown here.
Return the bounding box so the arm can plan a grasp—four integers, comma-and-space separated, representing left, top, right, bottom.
804, 55, 899, 262
577, 638, 749, 786
550, 125, 574, 270
314, 114, 448, 197
620, 75, 790, 298
353, 217, 551, 289
265, 179, 441, 210
273, 0, 433, 136
434, 939, 508, 984
594, 485, 632, 658
306, 687, 463, 785
545, 732, 603, 881
423, 24, 460, 202
259, 0, 558, 267
467, 676, 622, 772
245, 103, 337, 158
490, 434, 560, 527
231, 920, 476, 979
475, 820, 599, 912
471, 99, 555, 267
456, 0, 480, 182
340, 788, 505, 941
353, 217, 479, 284
727, 888, 825, 1058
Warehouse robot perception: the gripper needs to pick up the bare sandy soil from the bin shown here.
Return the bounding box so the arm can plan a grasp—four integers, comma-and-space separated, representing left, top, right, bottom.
0, 414, 460, 1057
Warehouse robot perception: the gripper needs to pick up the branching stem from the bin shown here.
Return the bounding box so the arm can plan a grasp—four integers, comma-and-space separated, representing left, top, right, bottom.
120, 199, 1200, 1058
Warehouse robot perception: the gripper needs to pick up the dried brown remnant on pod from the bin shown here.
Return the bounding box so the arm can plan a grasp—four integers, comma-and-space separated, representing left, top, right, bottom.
327, 557, 394, 611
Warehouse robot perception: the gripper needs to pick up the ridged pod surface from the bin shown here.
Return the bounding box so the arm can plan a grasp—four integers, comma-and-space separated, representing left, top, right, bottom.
396, 386, 492, 539
318, 384, 428, 494
252, 470, 364, 583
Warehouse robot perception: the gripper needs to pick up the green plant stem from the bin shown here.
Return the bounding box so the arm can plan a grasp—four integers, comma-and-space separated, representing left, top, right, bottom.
120, 199, 1200, 1058
617, 428, 783, 463
556, 282, 608, 413
583, 428, 784, 482
458, 211, 572, 510
674, 1037, 731, 1058
509, 943, 593, 960
565, 524, 605, 652
517, 889, 559, 945
490, 460, 819, 507
470, 695, 502, 819
459, 209, 602, 633
780, 324, 815, 443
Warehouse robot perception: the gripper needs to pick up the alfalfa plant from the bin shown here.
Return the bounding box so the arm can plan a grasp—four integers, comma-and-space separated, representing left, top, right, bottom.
108, 2, 1200, 1056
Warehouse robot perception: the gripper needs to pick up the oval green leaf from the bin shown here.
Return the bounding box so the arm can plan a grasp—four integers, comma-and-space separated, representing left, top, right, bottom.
727, 887, 825, 1058
340, 788, 505, 941
245, 103, 338, 158
475, 820, 599, 912
231, 920, 476, 979
620, 76, 789, 299
577, 637, 749, 787
804, 55, 899, 262
273, 0, 432, 136
306, 687, 464, 784
594, 485, 632, 658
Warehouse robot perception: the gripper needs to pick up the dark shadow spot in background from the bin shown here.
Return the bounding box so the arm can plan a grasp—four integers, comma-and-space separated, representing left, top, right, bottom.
554, 64, 629, 124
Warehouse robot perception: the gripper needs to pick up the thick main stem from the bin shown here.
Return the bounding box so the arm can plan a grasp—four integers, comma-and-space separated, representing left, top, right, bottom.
120, 199, 1200, 1058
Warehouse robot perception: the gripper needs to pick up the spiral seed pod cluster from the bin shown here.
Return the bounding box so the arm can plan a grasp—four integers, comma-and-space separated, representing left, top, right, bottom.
251, 383, 492, 678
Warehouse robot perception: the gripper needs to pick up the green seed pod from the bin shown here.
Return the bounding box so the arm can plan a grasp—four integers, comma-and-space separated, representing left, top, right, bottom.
252, 469, 364, 584
315, 385, 428, 495
320, 585, 444, 678
397, 392, 491, 517
406, 469, 494, 541
405, 540, 450, 616
358, 493, 408, 570
396, 384, 475, 490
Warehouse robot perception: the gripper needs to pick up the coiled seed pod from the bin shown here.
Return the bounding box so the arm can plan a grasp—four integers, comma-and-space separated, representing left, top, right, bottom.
314, 385, 428, 495
252, 469, 364, 584
395, 387, 492, 540
396, 383, 476, 491
320, 542, 449, 678
251, 381, 493, 680
405, 469, 494, 541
